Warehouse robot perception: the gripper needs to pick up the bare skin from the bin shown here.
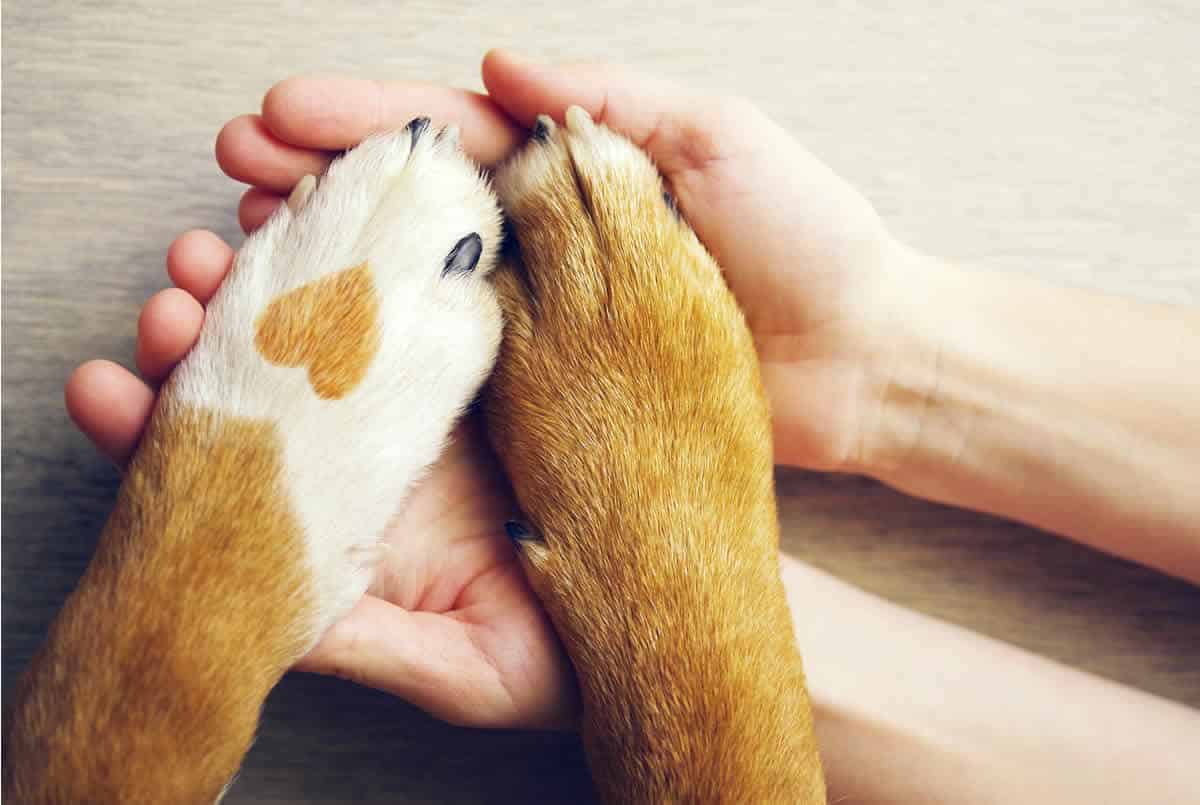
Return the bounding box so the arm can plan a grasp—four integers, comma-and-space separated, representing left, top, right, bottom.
65, 51, 1200, 802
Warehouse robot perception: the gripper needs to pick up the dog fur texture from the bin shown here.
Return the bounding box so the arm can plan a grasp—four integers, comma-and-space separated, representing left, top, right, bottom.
486, 107, 825, 803
4, 119, 503, 802
4, 110, 825, 803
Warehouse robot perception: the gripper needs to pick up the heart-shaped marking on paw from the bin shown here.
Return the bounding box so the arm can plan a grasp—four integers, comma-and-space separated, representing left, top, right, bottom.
254, 262, 381, 400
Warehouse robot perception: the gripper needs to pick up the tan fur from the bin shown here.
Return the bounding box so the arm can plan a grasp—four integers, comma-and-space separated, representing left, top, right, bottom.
486, 111, 825, 802
3, 403, 313, 803
254, 261, 381, 400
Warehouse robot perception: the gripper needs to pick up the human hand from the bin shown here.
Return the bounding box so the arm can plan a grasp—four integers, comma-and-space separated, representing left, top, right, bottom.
215, 51, 907, 472
68, 50, 903, 729
64, 230, 576, 731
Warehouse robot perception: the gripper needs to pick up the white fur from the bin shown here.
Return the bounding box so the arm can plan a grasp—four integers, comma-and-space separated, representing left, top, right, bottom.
166, 126, 503, 638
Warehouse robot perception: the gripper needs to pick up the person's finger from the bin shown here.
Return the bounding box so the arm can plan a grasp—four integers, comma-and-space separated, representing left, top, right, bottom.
481, 49, 760, 178
215, 114, 330, 193
135, 289, 205, 384
297, 596, 544, 729
238, 187, 286, 233
65, 360, 156, 466
261, 76, 524, 166
166, 229, 234, 304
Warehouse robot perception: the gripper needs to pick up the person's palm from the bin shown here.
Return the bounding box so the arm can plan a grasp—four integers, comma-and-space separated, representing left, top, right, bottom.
300, 416, 574, 728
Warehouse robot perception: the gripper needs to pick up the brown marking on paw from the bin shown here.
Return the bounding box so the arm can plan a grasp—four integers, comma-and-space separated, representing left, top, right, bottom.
254, 262, 381, 399
3, 404, 314, 803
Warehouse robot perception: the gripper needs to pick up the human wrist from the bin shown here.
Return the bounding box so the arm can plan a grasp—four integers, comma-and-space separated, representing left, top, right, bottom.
830, 238, 956, 482
759, 234, 937, 473
850, 248, 1200, 578
841, 240, 1002, 505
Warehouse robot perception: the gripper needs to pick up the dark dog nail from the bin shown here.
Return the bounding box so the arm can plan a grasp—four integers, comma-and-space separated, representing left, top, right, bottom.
442, 233, 483, 276
406, 116, 431, 144
531, 114, 556, 143
663, 190, 679, 218
504, 521, 531, 542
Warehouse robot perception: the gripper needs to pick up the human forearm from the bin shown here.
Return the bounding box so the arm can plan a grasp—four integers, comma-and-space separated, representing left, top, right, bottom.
782, 554, 1200, 804
853, 246, 1200, 582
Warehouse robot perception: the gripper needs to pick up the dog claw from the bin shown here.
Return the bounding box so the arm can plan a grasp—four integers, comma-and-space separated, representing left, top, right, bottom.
442, 232, 483, 276
405, 116, 431, 145
531, 114, 556, 143
287, 174, 317, 214
663, 190, 679, 217
504, 520, 541, 543
565, 105, 594, 134
437, 124, 461, 147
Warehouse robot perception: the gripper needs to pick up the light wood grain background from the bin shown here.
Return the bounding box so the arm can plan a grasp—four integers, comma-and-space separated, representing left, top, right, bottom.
3, 2, 1198, 801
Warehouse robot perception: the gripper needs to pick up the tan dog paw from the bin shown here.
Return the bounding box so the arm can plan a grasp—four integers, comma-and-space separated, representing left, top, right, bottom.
486, 108, 824, 803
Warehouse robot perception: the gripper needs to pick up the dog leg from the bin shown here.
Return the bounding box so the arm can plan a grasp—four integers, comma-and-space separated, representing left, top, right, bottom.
487, 108, 826, 803
4, 119, 503, 803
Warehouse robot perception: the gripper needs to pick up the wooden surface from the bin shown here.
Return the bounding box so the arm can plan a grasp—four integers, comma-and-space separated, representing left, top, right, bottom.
3, 1, 1198, 801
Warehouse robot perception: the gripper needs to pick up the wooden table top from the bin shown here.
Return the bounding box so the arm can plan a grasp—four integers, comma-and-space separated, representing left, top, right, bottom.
4, 2, 1197, 801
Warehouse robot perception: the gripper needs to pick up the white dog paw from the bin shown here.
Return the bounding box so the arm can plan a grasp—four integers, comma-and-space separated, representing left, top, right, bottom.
159, 118, 503, 635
